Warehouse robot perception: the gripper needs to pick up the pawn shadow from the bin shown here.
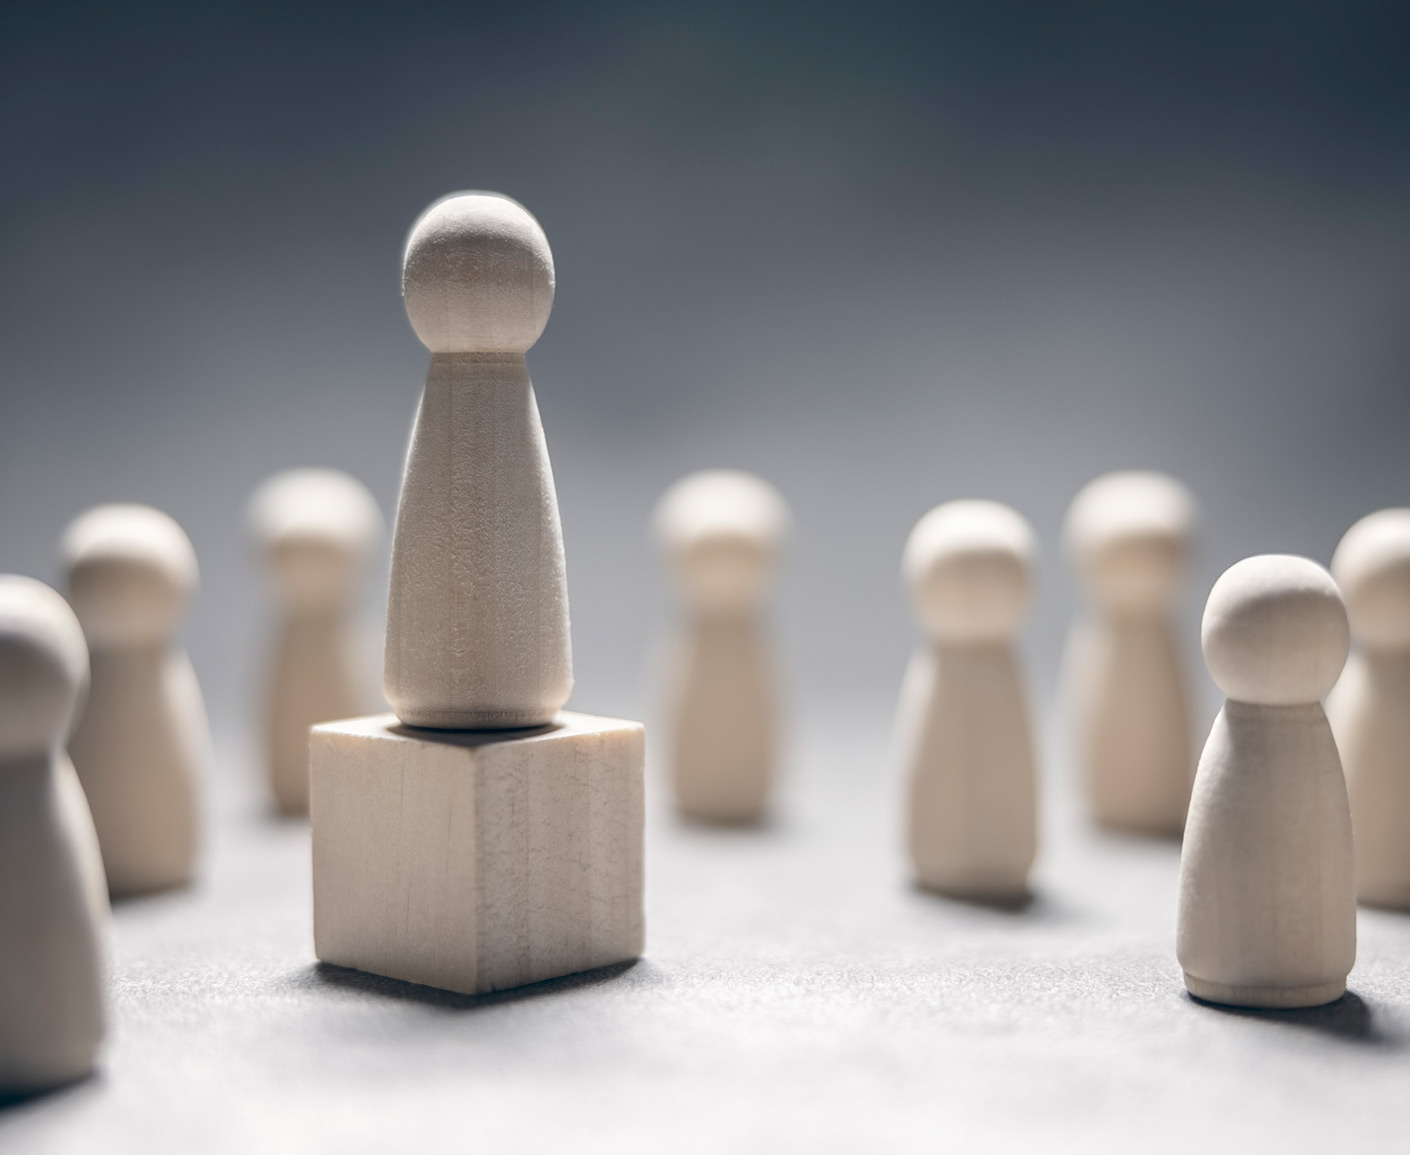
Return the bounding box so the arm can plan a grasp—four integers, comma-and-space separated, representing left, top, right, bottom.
0, 1072, 98, 1114
1191, 991, 1398, 1047
304, 957, 639, 1011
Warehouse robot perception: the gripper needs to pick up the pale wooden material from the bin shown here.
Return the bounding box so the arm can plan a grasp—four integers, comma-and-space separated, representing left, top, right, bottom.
1063, 471, 1195, 836
654, 470, 788, 823
1327, 508, 1410, 910
897, 500, 1038, 901
311, 712, 644, 994
250, 469, 384, 816
1177, 554, 1355, 1008
63, 505, 210, 896
385, 192, 570, 729
0, 576, 108, 1091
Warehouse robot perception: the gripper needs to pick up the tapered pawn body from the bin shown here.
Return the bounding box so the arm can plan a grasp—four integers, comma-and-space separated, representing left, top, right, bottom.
898, 501, 1038, 900
251, 470, 384, 815
64, 505, 210, 896
0, 577, 108, 1091
1064, 472, 1195, 836
1178, 555, 1355, 1008
386, 192, 570, 729
655, 471, 788, 823
1328, 509, 1410, 909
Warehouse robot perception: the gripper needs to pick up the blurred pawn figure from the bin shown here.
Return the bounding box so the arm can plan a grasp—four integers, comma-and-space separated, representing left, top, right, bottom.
897, 501, 1038, 901
1328, 509, 1410, 909
250, 469, 384, 817
0, 577, 108, 1092
64, 505, 210, 897
1063, 472, 1195, 837
655, 471, 788, 824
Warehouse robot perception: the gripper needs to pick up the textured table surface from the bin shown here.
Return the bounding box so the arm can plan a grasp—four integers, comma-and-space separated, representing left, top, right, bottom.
4, 709, 1410, 1154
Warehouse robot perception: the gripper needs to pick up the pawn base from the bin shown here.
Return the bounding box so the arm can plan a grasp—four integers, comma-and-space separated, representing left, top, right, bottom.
311, 711, 644, 996
1184, 973, 1346, 1009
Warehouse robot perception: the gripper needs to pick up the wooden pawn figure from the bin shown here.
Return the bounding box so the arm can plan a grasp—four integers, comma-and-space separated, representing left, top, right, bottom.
387, 191, 569, 729
1178, 555, 1355, 1008
64, 505, 210, 896
1328, 509, 1410, 909
655, 470, 788, 824
897, 500, 1038, 900
0, 576, 108, 1091
250, 469, 384, 816
1064, 471, 1195, 836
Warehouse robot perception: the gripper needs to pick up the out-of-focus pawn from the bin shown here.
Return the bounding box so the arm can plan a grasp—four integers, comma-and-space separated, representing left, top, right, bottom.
63, 505, 210, 897
1063, 472, 1195, 836
0, 576, 108, 1092
897, 500, 1038, 901
1328, 509, 1410, 910
1178, 555, 1355, 1008
655, 470, 788, 824
250, 469, 384, 816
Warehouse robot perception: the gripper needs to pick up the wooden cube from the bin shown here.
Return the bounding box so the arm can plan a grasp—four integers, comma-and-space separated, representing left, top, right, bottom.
310, 711, 644, 995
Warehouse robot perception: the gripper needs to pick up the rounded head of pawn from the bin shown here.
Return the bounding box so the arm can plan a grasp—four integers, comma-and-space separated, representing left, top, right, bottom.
1331, 508, 1410, 651
63, 505, 198, 647
402, 192, 555, 354
1065, 471, 1193, 614
904, 500, 1035, 643
1201, 554, 1348, 705
249, 469, 384, 611
0, 576, 90, 757
654, 470, 789, 613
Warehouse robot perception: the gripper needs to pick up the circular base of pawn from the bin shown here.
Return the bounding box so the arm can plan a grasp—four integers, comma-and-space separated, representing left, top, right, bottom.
915, 875, 1032, 908
394, 707, 560, 731
1184, 973, 1346, 1009
1356, 886, 1410, 913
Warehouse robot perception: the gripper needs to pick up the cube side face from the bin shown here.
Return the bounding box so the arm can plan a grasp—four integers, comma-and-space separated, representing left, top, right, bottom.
476, 719, 646, 991
311, 723, 481, 993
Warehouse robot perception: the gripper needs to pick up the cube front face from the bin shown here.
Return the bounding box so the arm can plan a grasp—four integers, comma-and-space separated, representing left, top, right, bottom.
311, 712, 645, 995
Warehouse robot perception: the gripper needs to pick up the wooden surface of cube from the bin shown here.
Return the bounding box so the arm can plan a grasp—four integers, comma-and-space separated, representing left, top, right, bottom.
310, 711, 644, 995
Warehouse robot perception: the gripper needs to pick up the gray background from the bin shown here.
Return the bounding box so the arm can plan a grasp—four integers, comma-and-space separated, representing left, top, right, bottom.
3, 0, 1409, 729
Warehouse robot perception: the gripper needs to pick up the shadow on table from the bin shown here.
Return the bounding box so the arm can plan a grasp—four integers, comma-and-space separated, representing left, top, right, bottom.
0, 1073, 99, 1115
1192, 991, 1401, 1048
302, 957, 640, 1011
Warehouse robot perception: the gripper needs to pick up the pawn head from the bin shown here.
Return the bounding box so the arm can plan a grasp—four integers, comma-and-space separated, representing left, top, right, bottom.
1331, 508, 1410, 651
654, 470, 789, 613
1201, 554, 1348, 704
63, 504, 198, 647
1065, 471, 1193, 614
0, 576, 90, 757
249, 469, 384, 611
904, 500, 1035, 643
402, 192, 555, 354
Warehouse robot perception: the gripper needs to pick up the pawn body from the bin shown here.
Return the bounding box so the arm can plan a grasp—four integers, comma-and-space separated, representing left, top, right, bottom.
1178, 555, 1355, 1008
656, 471, 787, 824
897, 501, 1038, 900
1064, 472, 1194, 836
1328, 509, 1410, 909
64, 505, 210, 896
251, 469, 383, 815
0, 577, 108, 1091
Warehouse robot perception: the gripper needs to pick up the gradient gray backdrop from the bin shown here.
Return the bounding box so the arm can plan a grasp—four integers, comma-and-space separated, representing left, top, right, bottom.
3, 0, 1409, 741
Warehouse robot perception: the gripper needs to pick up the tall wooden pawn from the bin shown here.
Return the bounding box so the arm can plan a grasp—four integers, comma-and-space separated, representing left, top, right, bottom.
0, 576, 108, 1091
1063, 471, 1195, 836
1178, 555, 1355, 1008
386, 191, 569, 728
655, 470, 788, 824
897, 501, 1038, 901
63, 505, 210, 897
1328, 509, 1410, 910
250, 469, 384, 816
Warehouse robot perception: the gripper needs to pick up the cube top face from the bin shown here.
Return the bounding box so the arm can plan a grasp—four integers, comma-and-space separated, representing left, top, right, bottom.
311, 711, 644, 996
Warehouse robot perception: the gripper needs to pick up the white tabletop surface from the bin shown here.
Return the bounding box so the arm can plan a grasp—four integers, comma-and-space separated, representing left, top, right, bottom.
3, 708, 1409, 1154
